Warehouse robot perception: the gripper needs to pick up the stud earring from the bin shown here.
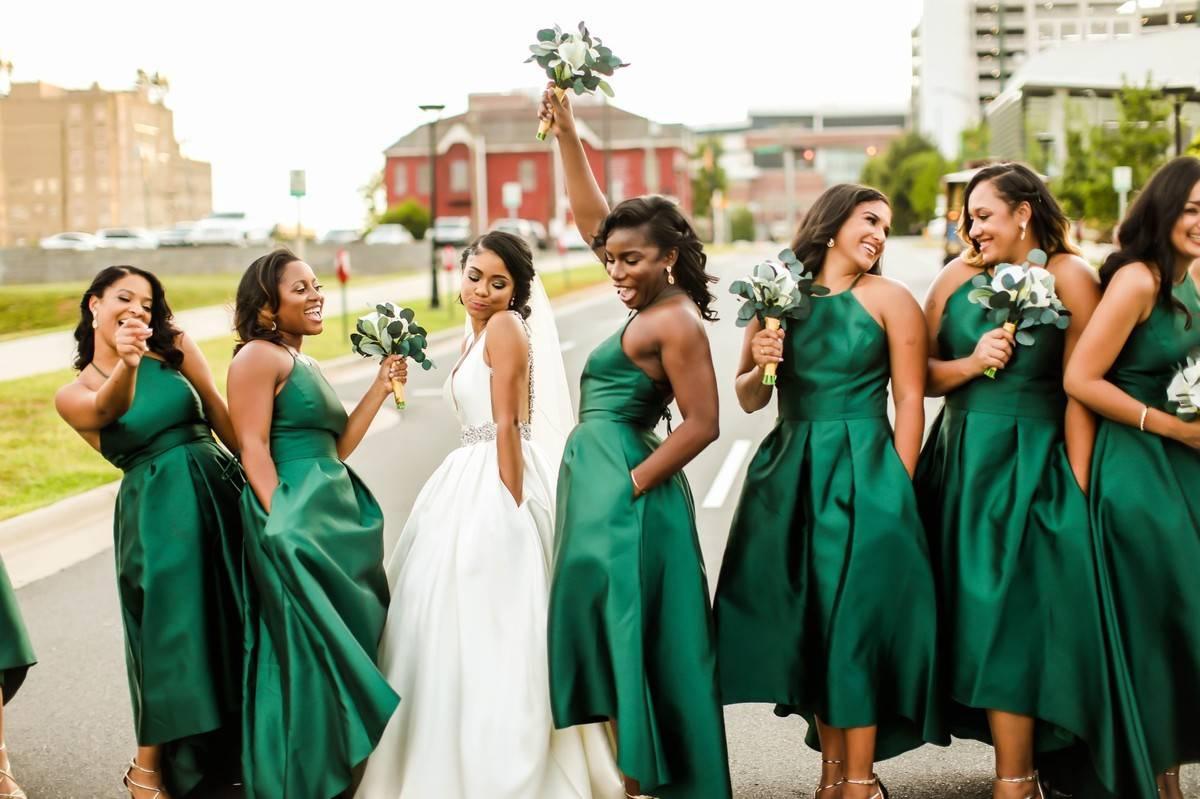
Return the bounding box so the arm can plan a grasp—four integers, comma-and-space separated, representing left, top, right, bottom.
827, 238, 835, 248
91, 319, 99, 329
666, 267, 675, 285
1020, 224, 1027, 241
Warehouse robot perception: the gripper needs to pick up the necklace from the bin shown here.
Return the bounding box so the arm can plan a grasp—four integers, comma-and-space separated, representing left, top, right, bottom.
89, 362, 111, 379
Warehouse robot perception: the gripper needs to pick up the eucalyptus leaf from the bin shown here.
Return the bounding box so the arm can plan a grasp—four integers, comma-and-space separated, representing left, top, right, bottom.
376, 304, 395, 318
1040, 308, 1058, 325
422, 360, 435, 371
597, 80, 614, 97
537, 28, 557, 41
1015, 330, 1036, 346
1055, 316, 1072, 329
971, 274, 989, 288
1027, 249, 1048, 266
967, 288, 992, 303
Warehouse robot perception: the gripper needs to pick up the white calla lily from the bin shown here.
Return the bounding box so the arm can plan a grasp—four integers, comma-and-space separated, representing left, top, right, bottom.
558, 36, 589, 73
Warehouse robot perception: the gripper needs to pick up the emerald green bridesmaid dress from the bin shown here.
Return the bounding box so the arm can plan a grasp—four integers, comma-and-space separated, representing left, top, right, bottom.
547, 317, 733, 799
0, 557, 35, 703
915, 273, 1155, 797
714, 284, 947, 761
238, 352, 398, 799
99, 357, 245, 795
1089, 276, 1200, 780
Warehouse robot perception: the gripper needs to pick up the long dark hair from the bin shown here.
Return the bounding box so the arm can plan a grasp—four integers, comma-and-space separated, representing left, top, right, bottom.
233, 248, 301, 354
593, 195, 719, 321
73, 265, 183, 371
790, 184, 889, 278
461, 231, 536, 318
959, 162, 1079, 268
1101, 156, 1200, 325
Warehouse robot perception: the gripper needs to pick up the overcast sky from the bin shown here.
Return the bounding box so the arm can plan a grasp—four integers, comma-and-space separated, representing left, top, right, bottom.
4, 0, 923, 230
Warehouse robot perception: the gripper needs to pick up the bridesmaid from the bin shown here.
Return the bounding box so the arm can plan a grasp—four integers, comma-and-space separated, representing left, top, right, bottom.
54, 266, 244, 798
714, 183, 946, 799
539, 86, 733, 798
1063, 155, 1200, 799
916, 163, 1153, 798
226, 249, 403, 799
1, 557, 36, 799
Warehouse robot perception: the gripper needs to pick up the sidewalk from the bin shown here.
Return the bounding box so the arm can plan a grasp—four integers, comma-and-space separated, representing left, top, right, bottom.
0, 253, 598, 382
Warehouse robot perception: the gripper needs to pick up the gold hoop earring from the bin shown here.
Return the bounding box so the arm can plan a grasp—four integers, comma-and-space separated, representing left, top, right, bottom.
827, 238, 835, 248
270, 320, 278, 332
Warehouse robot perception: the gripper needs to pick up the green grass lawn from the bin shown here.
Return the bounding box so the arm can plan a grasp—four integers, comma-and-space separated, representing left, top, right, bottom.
0, 260, 608, 521
0, 271, 398, 340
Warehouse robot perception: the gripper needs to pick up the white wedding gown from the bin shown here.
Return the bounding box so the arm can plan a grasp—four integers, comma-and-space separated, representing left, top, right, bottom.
356, 322, 623, 799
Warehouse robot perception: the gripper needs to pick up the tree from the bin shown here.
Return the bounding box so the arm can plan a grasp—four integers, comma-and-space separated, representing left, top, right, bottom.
359, 171, 384, 227
1188, 130, 1200, 157
692, 138, 727, 220
959, 121, 991, 164
730, 206, 755, 241
860, 132, 946, 234
1052, 129, 1093, 221
379, 200, 431, 240
1080, 83, 1172, 226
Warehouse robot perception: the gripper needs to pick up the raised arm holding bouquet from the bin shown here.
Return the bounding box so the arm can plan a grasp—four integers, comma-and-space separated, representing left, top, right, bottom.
351, 302, 435, 409
730, 248, 829, 385
966, 247, 1071, 378
527, 22, 628, 141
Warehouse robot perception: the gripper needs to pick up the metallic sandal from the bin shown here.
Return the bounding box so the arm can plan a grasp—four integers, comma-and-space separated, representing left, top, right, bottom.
996, 771, 1046, 799
123, 759, 165, 799
0, 743, 26, 799
844, 773, 889, 799
817, 758, 845, 796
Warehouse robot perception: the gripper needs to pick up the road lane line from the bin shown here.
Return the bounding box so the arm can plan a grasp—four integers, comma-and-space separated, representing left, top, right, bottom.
701, 439, 753, 510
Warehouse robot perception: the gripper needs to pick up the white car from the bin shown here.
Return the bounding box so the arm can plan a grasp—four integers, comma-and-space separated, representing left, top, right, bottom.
557, 227, 591, 251
321, 229, 361, 245
430, 216, 472, 247
155, 222, 196, 247
365, 224, 414, 245
40, 232, 99, 251
95, 228, 158, 250
186, 224, 247, 247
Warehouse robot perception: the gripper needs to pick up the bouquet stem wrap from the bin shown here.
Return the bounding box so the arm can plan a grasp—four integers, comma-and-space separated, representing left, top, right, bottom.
391, 376, 406, 409
984, 321, 1018, 380
762, 317, 783, 386
536, 87, 567, 141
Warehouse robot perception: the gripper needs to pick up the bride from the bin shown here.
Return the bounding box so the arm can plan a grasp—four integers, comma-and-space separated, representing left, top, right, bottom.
356, 231, 622, 798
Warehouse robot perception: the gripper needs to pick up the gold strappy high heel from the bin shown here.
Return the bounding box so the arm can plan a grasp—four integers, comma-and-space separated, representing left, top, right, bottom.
844, 773, 889, 799
996, 771, 1045, 799
816, 758, 845, 796
123, 759, 166, 799
0, 743, 27, 799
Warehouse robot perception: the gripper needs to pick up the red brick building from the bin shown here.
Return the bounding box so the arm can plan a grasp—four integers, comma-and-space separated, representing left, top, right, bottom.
382, 92, 692, 237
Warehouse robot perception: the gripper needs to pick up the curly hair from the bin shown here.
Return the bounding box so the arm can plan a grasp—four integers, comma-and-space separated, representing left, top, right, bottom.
593, 195, 719, 321
73, 265, 183, 371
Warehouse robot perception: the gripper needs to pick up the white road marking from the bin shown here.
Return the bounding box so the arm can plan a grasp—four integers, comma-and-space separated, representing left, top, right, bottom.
701, 439, 753, 510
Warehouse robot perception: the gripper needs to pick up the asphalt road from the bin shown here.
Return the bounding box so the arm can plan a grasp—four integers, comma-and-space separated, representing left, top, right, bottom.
5, 238, 1194, 798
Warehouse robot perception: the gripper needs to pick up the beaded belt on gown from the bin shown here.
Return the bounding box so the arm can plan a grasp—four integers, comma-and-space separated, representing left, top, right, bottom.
460, 422, 532, 446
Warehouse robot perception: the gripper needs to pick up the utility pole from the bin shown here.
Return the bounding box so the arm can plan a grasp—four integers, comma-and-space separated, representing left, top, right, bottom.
419, 104, 445, 309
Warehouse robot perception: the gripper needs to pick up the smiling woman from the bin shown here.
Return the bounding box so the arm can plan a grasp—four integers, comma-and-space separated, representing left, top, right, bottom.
226, 248, 403, 798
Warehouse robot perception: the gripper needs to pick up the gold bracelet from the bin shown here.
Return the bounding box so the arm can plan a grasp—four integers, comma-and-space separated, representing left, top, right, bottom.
631, 471, 643, 496
1139, 405, 1149, 432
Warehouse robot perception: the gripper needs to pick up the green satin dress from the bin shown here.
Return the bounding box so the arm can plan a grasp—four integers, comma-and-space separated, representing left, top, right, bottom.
0, 557, 36, 703
1090, 276, 1200, 780
915, 275, 1153, 797
714, 286, 946, 761
99, 357, 245, 796
547, 317, 733, 799
239, 352, 398, 799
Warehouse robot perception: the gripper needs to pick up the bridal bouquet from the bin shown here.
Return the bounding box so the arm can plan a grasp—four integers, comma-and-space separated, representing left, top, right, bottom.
967, 248, 1071, 379
351, 303, 435, 409
730, 249, 829, 386
1167, 354, 1200, 421
526, 22, 629, 141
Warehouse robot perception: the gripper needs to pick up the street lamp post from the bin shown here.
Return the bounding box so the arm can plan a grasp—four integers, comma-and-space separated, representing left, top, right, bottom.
420, 103, 445, 309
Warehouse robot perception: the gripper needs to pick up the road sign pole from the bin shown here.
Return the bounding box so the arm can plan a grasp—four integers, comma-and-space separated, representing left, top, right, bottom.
290, 169, 307, 258
1112, 165, 1133, 224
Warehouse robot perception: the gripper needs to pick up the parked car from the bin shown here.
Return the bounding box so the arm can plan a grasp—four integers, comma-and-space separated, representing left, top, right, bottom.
155, 222, 196, 247
364, 224, 414, 245
186, 220, 247, 246
39, 232, 99, 251
320, 228, 361, 245
557, 227, 591, 251
430, 216, 472, 247
491, 218, 550, 250
95, 228, 158, 250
